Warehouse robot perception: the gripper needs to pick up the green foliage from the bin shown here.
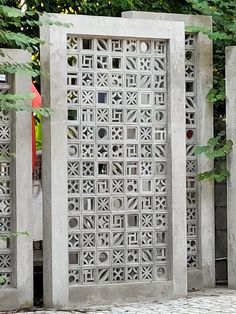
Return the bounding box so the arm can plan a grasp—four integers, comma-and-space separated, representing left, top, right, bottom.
0, 1, 55, 283
194, 131, 233, 182
0, 231, 29, 241
0, 231, 29, 285
186, 0, 236, 113
0, 93, 53, 116
0, 1, 55, 118
0, 61, 40, 76
19, 0, 236, 183
2, 1, 234, 184
186, 0, 236, 181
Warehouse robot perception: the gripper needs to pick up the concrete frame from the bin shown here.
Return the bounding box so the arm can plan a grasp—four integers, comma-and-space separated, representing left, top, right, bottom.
226, 46, 236, 288
0, 49, 33, 310
122, 11, 214, 290
40, 14, 186, 307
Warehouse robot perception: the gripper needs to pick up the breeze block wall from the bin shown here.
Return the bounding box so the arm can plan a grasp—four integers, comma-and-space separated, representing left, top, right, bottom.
41, 14, 186, 307
122, 11, 214, 291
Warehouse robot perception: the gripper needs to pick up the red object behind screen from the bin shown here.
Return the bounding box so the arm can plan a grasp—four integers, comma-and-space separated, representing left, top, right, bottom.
31, 84, 42, 170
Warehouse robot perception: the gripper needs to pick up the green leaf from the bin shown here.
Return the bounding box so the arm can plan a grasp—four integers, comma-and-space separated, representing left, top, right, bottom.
0, 231, 29, 241
0, 93, 34, 101
193, 145, 210, 155
0, 94, 53, 117
0, 30, 44, 52
197, 171, 214, 181
0, 62, 40, 77
205, 149, 224, 159
0, 5, 24, 18
222, 140, 233, 153
0, 276, 5, 285
0, 152, 15, 162
207, 137, 220, 146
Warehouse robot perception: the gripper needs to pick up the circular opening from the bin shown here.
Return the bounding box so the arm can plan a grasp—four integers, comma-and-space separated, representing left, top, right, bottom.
186, 50, 193, 61
127, 184, 133, 192
99, 252, 108, 263
69, 275, 75, 283
113, 145, 118, 152
156, 219, 162, 226
2, 110, 8, 117
127, 255, 133, 262
113, 198, 122, 209
129, 44, 136, 52
98, 128, 107, 139
69, 145, 77, 157
68, 204, 74, 211
140, 41, 148, 53
67, 55, 77, 66
69, 217, 78, 229
186, 129, 194, 139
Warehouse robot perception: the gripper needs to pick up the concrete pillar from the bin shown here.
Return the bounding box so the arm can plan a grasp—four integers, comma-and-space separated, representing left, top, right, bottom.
40, 22, 69, 307
0, 49, 33, 310
226, 46, 236, 288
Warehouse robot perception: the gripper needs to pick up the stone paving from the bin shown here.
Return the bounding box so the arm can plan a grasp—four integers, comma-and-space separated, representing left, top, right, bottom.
2, 288, 236, 314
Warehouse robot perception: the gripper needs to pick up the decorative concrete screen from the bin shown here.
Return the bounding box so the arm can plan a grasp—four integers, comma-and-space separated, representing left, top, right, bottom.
0, 50, 33, 310
41, 15, 186, 307
226, 46, 236, 289
122, 11, 214, 290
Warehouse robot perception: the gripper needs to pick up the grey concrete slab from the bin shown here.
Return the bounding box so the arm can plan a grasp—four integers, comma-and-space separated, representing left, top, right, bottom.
226, 46, 236, 288
2, 288, 236, 314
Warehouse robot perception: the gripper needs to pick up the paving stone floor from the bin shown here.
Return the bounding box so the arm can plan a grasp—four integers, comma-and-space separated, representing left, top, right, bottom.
2, 288, 236, 314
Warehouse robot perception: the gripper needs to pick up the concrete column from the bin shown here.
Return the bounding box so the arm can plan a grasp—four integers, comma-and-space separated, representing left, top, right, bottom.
226, 46, 236, 288
0, 49, 33, 310
40, 22, 69, 307
167, 25, 187, 297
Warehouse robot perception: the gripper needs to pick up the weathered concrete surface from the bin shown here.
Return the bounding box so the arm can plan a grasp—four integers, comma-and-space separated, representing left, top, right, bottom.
41, 13, 186, 307
1, 288, 236, 314
122, 11, 214, 290
0, 49, 33, 310
226, 46, 236, 289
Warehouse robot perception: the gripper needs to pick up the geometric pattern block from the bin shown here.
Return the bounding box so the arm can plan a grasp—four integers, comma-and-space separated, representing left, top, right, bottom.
0, 75, 12, 287
67, 36, 168, 285
185, 34, 199, 269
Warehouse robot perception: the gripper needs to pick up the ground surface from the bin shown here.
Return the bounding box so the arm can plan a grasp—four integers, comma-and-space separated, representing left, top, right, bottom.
2, 288, 236, 314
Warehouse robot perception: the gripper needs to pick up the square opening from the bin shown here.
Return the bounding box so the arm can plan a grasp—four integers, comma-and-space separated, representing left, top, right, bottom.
127, 214, 139, 227
68, 109, 78, 121
83, 197, 95, 211
98, 163, 109, 175
69, 252, 79, 265
112, 58, 122, 69
98, 92, 108, 104
126, 162, 138, 175
141, 180, 152, 193
186, 81, 194, 92
82, 38, 92, 50
141, 93, 151, 105
127, 128, 137, 140
0, 75, 7, 83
